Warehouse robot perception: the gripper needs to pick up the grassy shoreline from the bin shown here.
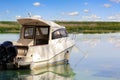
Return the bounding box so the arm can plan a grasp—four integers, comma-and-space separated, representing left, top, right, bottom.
56, 21, 120, 33
0, 21, 20, 33
0, 21, 120, 33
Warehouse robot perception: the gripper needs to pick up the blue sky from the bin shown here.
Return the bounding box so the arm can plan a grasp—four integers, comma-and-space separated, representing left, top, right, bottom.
0, 0, 120, 21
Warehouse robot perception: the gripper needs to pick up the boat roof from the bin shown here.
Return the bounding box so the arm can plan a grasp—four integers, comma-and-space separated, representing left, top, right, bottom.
17, 17, 65, 32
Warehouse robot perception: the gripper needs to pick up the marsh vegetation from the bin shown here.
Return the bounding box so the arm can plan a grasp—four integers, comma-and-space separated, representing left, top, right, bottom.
0, 21, 120, 33
0, 21, 20, 33
56, 21, 120, 33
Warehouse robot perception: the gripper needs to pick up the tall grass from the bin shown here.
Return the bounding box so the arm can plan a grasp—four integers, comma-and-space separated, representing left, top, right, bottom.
56, 21, 120, 33
0, 21, 20, 33
0, 21, 120, 33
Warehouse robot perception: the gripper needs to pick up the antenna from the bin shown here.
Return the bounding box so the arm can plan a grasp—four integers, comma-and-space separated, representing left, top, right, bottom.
28, 12, 32, 17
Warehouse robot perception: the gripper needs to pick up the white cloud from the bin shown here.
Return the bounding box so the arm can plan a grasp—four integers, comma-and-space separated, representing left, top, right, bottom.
103, 4, 111, 8
108, 14, 120, 21
83, 14, 101, 19
33, 2, 41, 7
16, 15, 21, 19
6, 10, 10, 14
82, 14, 101, 21
61, 12, 65, 15
110, 0, 120, 3
83, 9, 89, 13
84, 2, 88, 5
68, 12, 79, 16
62, 11, 79, 16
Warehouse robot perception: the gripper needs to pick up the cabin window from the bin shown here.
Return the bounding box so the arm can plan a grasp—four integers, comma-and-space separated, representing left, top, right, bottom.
53, 31, 61, 39
52, 29, 68, 39
24, 27, 34, 39
40, 28, 49, 35
35, 26, 49, 45
35, 27, 49, 37
60, 29, 68, 37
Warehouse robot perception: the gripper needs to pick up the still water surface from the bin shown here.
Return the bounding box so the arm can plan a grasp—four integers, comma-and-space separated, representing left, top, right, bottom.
0, 33, 120, 80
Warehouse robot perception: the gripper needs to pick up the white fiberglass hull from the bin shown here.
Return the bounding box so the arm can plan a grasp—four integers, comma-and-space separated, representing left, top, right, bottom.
16, 46, 73, 70
14, 37, 75, 70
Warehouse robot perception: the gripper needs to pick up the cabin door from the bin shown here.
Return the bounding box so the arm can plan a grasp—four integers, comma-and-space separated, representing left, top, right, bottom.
34, 26, 49, 45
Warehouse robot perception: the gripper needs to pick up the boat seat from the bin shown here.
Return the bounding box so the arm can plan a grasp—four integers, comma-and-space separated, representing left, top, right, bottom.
16, 46, 28, 56
36, 39, 48, 45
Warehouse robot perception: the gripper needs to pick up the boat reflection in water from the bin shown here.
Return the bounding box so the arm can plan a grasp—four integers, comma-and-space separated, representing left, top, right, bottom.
0, 64, 75, 80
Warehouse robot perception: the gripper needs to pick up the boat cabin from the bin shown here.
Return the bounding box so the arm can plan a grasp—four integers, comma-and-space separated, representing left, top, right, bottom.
14, 18, 68, 57
16, 18, 68, 46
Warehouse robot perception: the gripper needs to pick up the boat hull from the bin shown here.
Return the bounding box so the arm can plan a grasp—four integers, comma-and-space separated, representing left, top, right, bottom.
16, 46, 73, 70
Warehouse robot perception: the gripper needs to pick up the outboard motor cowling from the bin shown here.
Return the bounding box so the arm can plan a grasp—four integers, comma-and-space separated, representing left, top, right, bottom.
0, 41, 18, 65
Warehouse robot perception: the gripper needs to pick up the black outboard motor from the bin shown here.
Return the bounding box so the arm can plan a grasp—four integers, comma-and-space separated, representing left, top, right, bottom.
0, 41, 18, 65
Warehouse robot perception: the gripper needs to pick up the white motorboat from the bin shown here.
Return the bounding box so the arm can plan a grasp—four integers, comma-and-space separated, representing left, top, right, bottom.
0, 17, 74, 70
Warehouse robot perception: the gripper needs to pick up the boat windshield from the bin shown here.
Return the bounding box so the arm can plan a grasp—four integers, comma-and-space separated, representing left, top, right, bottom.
52, 28, 68, 39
